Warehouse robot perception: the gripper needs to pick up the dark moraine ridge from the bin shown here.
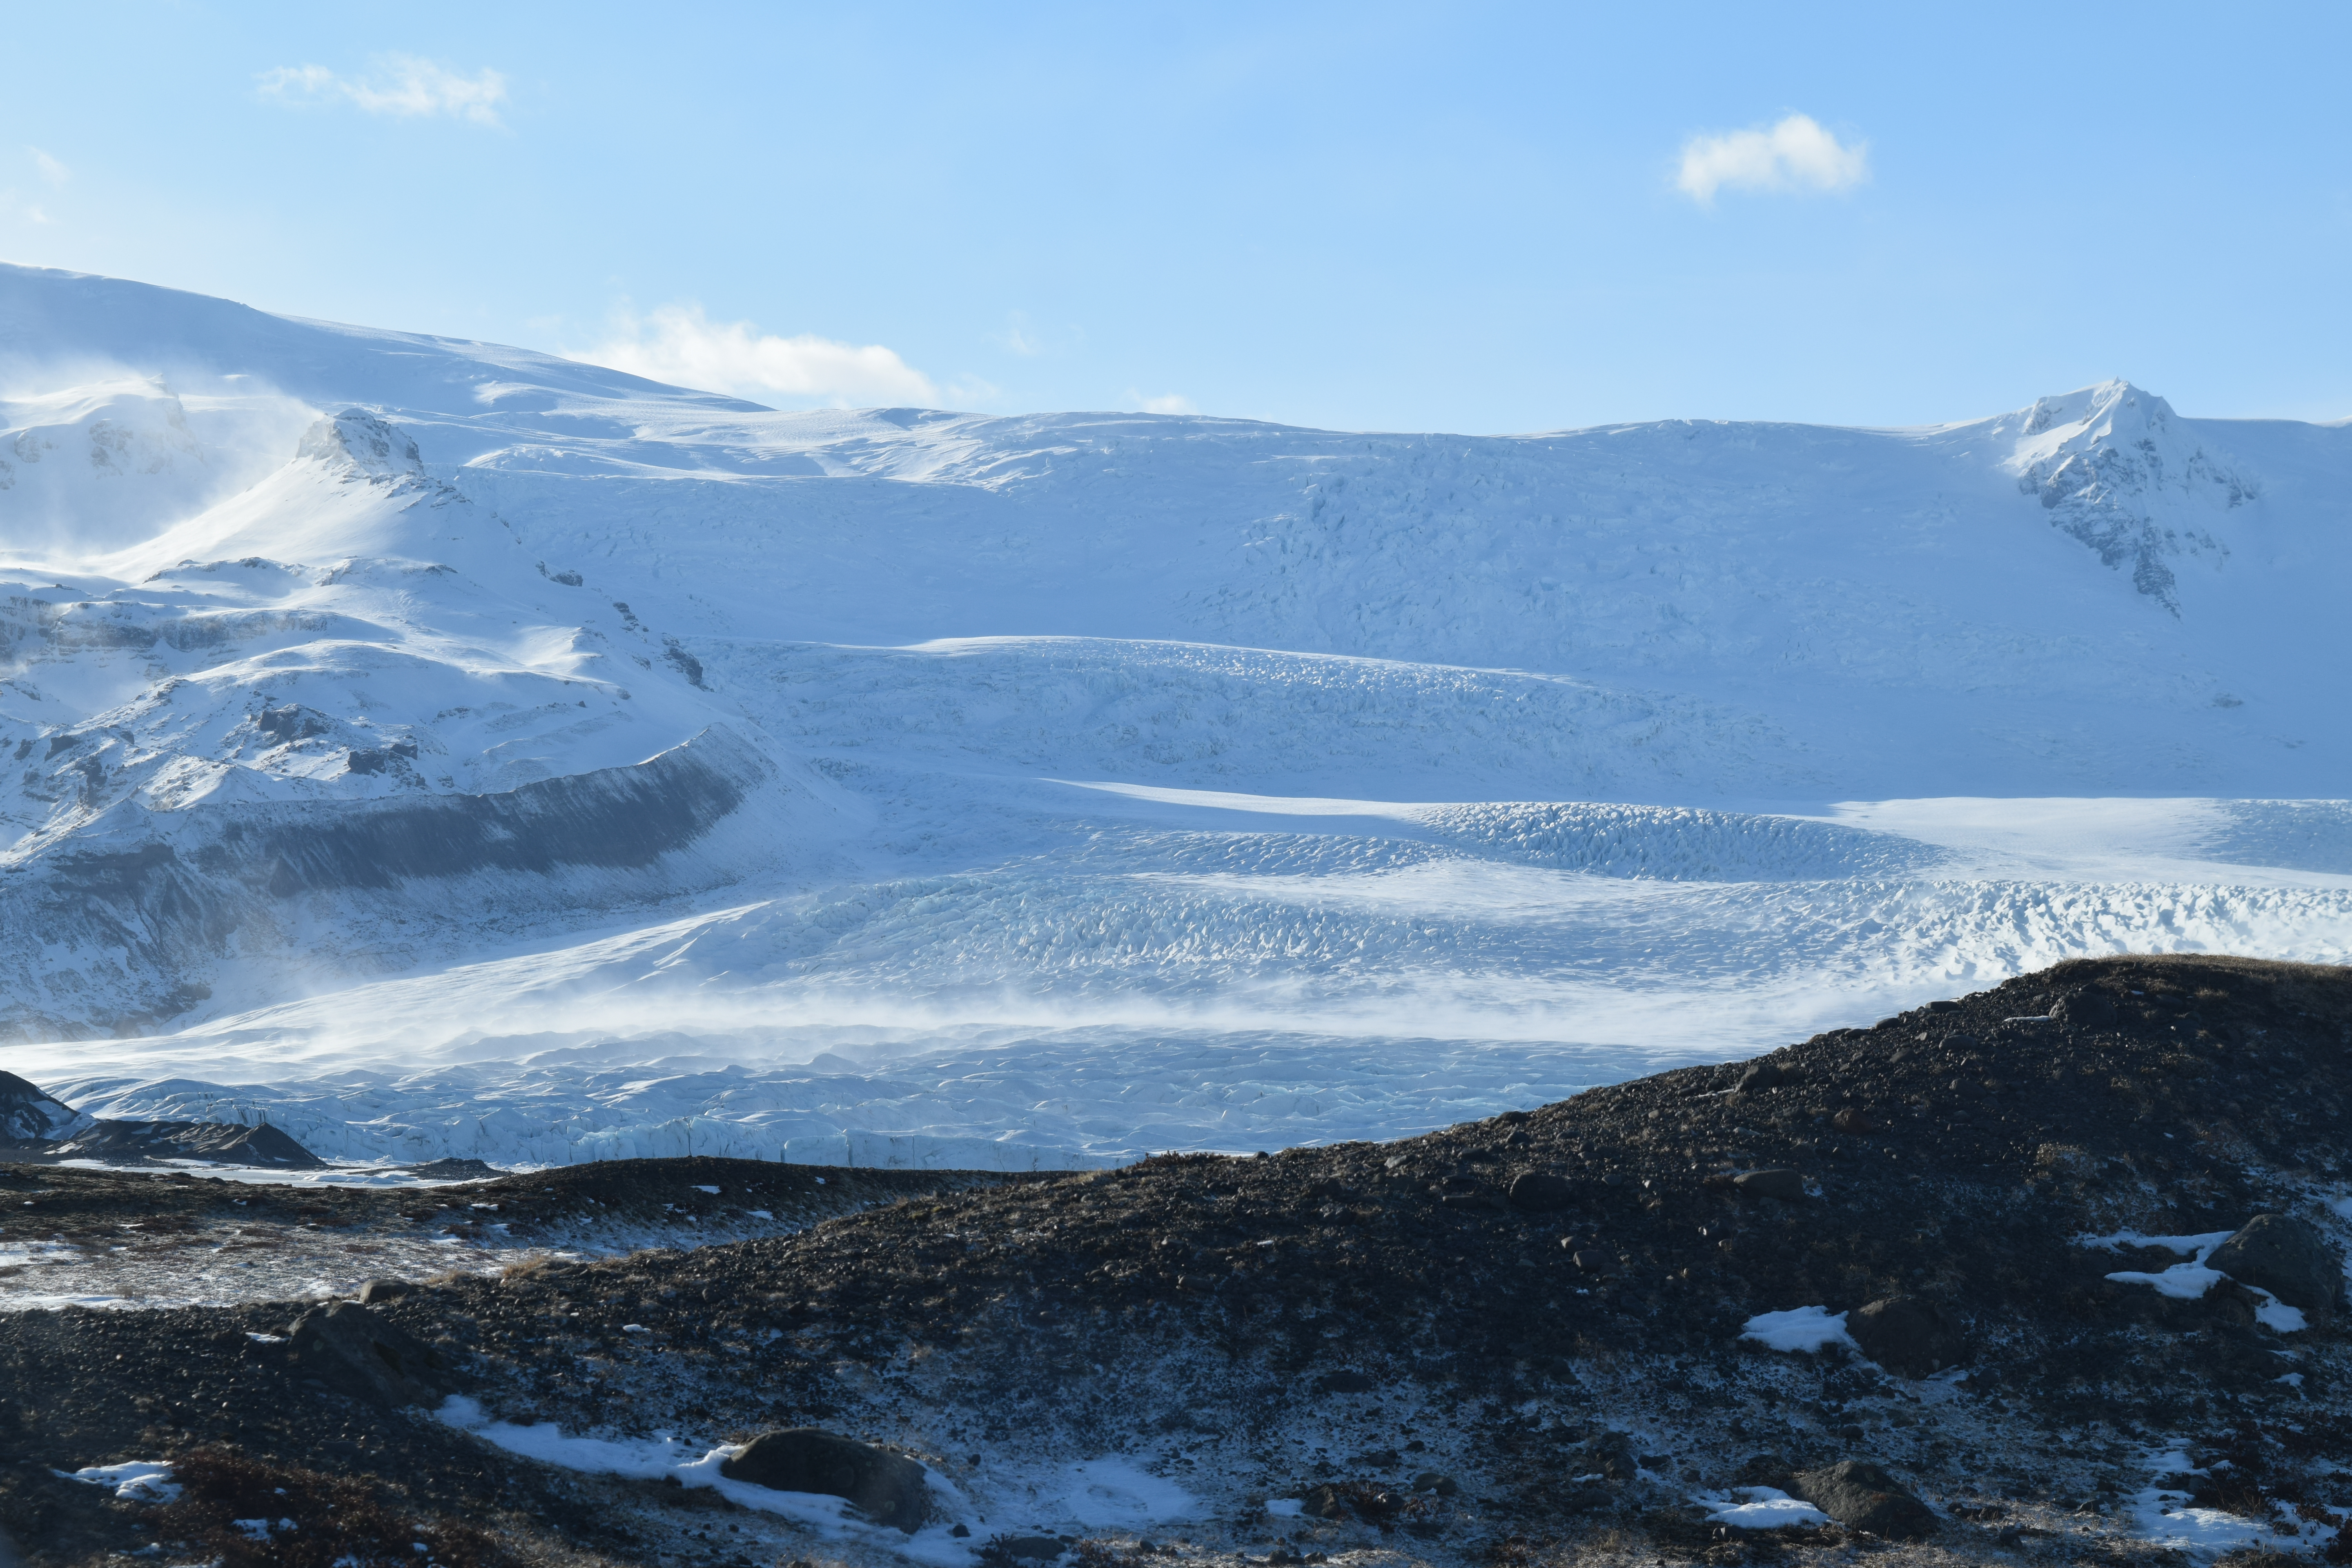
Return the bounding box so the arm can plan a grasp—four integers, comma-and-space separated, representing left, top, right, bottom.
6, 953, 2352, 1568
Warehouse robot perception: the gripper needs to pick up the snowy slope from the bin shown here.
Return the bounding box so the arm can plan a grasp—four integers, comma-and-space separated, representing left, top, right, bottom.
3, 262, 2349, 1167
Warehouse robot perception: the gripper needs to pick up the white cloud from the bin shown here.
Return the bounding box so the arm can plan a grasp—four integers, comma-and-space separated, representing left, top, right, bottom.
1676, 114, 1868, 204
29, 148, 66, 185
583, 302, 940, 407
1129, 392, 1196, 416
258, 56, 510, 127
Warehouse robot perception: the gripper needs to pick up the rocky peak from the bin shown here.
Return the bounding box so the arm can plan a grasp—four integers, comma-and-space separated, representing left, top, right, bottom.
295, 408, 426, 481
1987, 381, 2259, 613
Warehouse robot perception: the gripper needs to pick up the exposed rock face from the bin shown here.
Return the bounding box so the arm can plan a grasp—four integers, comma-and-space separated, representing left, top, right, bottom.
1845, 1294, 1968, 1378
1789, 1460, 1936, 1539
1998, 381, 2258, 613
720, 1429, 929, 1532
286, 1302, 460, 1408
0, 1072, 91, 1146
2206, 1214, 2344, 1320
0, 725, 775, 1040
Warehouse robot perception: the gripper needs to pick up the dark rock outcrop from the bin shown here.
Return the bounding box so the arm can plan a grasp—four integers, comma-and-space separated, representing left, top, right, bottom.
54, 1119, 323, 1168
0, 1072, 86, 1146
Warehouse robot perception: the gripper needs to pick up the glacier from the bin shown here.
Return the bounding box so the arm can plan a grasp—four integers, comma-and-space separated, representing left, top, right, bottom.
2, 261, 2348, 1169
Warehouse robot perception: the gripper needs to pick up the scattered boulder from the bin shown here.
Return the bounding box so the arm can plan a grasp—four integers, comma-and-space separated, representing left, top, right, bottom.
722, 1429, 929, 1532
2049, 989, 2114, 1028
1733, 1169, 1806, 1201
1735, 1061, 1787, 1095
1789, 1460, 1935, 1539
356, 1278, 412, 1305
2206, 1214, 2344, 1320
1508, 1172, 1577, 1212
1832, 1108, 1876, 1134
1301, 1482, 1402, 1521
287, 1301, 459, 1407
1846, 1294, 1967, 1377
1582, 1430, 1639, 1481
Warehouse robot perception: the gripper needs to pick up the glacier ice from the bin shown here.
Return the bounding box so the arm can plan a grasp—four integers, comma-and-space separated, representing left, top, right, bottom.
2, 261, 2349, 1169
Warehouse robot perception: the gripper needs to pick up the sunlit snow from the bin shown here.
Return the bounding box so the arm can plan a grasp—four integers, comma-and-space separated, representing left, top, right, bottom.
4, 263, 2350, 1170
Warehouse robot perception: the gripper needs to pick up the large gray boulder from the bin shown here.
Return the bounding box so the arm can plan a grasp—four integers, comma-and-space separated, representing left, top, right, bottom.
721, 1429, 929, 1532
1846, 1294, 1968, 1378
2206, 1214, 2344, 1321
287, 1301, 459, 1407
1790, 1460, 1935, 1539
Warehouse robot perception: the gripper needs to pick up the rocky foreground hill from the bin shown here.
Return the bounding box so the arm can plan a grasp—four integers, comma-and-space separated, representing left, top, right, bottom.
4, 953, 2351, 1567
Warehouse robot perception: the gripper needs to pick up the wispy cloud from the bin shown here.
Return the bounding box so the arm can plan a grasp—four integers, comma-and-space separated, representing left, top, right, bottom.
1127, 391, 1196, 416
1676, 114, 1868, 204
29, 147, 67, 185
583, 302, 940, 407
996, 312, 1044, 357
258, 56, 510, 127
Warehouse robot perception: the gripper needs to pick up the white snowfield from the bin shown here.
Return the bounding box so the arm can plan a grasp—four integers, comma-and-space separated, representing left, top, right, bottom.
2, 262, 2349, 1170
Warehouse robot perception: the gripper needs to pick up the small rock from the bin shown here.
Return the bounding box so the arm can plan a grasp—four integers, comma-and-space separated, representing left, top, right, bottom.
1735, 1061, 1786, 1095
1508, 1172, 1577, 1212
356, 1278, 412, 1305
1846, 1294, 1968, 1377
1572, 1249, 1613, 1274
1789, 1459, 1935, 1539
951, 1524, 972, 1538
722, 1429, 930, 1532
1733, 1169, 1806, 1201
2206, 1214, 2345, 1320
1832, 1108, 1876, 1134
992, 1536, 1066, 1563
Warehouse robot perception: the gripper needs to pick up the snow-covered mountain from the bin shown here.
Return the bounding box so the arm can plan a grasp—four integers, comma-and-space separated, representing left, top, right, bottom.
3, 262, 2348, 1167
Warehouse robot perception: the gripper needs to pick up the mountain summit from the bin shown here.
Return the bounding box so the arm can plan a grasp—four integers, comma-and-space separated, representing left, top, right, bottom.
1987, 379, 2261, 611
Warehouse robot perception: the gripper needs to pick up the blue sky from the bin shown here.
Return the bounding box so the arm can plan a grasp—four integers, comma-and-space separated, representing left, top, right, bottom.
1, 2, 2346, 431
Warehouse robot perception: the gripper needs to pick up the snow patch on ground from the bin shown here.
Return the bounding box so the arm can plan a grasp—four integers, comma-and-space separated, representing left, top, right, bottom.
59, 1459, 180, 1502
1697, 1488, 1833, 1529
433, 1396, 1197, 1564
2081, 1230, 2308, 1332
1739, 1306, 1855, 1353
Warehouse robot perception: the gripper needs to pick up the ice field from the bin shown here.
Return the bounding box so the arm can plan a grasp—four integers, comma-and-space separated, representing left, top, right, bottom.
2, 262, 2349, 1168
